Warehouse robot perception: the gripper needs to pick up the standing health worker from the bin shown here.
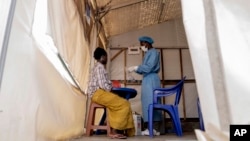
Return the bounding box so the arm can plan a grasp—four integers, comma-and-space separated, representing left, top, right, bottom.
128, 36, 162, 135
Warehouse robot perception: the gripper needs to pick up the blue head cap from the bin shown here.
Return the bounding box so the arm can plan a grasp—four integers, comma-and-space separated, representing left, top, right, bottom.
138, 36, 154, 44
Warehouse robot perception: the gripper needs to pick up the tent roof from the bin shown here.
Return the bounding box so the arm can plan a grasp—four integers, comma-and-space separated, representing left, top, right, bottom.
75, 0, 182, 38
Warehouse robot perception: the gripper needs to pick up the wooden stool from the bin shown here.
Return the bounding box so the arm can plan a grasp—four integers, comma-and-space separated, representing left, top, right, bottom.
86, 102, 111, 136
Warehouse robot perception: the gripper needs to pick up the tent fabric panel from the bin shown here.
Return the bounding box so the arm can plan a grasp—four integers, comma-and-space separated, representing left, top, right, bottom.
183, 83, 198, 118
182, 0, 250, 134
35, 46, 86, 140
0, 0, 87, 140
162, 49, 182, 79
0, 0, 39, 140
0, 0, 12, 56
181, 49, 195, 79
47, 0, 91, 92
181, 0, 221, 129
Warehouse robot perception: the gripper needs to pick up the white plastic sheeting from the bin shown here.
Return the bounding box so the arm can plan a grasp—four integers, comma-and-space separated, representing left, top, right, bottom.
0, 0, 11, 56
47, 0, 91, 92
182, 0, 250, 137
0, 0, 89, 140
181, 0, 220, 129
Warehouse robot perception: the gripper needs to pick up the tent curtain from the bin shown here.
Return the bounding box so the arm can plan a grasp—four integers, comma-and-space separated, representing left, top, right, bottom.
181, 0, 250, 138
0, 0, 89, 140
0, 0, 15, 88
0, 0, 12, 55
47, 0, 91, 93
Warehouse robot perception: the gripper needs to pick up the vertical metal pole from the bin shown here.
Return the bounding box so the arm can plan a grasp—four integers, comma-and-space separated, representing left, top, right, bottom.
179, 48, 186, 120
0, 0, 17, 90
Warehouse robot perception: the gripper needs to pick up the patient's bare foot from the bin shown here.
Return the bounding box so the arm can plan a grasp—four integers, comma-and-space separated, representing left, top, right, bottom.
109, 128, 127, 139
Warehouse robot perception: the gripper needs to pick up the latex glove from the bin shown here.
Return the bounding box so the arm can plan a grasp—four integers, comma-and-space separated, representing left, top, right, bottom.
128, 66, 138, 73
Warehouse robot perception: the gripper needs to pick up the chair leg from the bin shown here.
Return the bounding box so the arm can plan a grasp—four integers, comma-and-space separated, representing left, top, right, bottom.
95, 109, 107, 135
86, 103, 111, 136
175, 119, 183, 136
86, 103, 95, 136
106, 113, 111, 136
172, 107, 182, 136
148, 104, 154, 138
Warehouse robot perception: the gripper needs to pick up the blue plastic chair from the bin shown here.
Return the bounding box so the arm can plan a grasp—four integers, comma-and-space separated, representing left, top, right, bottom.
197, 98, 205, 131
148, 76, 186, 137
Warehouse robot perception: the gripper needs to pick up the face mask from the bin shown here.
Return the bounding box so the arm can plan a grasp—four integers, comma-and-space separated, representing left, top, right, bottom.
140, 46, 148, 52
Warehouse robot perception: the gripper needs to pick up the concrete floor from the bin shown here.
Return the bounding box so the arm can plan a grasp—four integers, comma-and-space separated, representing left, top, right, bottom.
71, 132, 197, 141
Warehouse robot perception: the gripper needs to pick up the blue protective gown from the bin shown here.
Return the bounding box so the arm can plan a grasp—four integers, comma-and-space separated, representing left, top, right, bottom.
135, 48, 162, 122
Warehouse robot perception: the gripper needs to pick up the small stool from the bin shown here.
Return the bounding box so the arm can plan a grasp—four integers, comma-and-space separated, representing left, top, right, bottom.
86, 102, 111, 136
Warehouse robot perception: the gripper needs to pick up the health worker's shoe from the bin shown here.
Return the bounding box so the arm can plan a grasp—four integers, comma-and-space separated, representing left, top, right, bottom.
141, 129, 160, 136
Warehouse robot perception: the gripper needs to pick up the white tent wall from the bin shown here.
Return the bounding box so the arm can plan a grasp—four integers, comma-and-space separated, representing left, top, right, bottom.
47, 0, 91, 92
182, 0, 250, 138
108, 18, 198, 118
0, 0, 11, 56
181, 0, 220, 130
0, 0, 90, 140
0, 0, 39, 140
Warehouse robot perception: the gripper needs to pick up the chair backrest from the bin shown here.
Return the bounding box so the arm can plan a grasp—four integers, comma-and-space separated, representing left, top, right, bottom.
153, 76, 186, 105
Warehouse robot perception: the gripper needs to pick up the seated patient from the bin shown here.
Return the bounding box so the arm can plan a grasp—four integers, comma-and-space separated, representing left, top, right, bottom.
87, 47, 135, 139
